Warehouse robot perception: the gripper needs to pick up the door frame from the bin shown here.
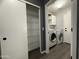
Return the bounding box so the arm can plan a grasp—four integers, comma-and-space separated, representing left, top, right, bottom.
45, 0, 77, 59
18, 0, 46, 54
45, 3, 49, 54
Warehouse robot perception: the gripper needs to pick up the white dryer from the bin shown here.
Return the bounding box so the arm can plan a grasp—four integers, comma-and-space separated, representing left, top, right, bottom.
49, 30, 57, 48
57, 29, 64, 44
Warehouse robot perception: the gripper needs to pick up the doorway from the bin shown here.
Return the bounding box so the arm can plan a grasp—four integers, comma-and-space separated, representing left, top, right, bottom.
26, 4, 41, 59
45, 0, 76, 59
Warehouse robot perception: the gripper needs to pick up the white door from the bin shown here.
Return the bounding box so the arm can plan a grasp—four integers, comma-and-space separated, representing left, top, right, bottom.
63, 7, 73, 56
0, 0, 28, 59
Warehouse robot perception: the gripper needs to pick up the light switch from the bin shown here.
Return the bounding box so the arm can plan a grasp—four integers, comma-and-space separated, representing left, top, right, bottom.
42, 27, 44, 31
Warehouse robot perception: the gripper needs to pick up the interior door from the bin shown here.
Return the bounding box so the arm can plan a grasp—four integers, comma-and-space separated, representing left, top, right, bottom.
63, 7, 72, 56
0, 0, 28, 59
64, 7, 72, 43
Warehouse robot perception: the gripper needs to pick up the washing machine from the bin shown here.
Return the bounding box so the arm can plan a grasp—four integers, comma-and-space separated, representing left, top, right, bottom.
57, 29, 64, 44
49, 30, 57, 48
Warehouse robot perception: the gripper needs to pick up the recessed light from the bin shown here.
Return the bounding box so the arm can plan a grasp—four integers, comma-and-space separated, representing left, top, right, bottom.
54, 0, 68, 8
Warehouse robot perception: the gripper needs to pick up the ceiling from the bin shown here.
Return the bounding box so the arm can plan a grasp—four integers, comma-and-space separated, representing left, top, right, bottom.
48, 0, 72, 14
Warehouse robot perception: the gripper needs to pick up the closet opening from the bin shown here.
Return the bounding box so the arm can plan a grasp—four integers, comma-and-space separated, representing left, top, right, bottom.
26, 4, 42, 59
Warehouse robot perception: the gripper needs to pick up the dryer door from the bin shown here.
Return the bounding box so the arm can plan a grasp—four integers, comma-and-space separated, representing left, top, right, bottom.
50, 33, 56, 42
59, 33, 63, 43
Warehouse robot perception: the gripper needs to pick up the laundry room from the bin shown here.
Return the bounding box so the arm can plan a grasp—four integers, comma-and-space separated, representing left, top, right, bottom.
45, 0, 73, 58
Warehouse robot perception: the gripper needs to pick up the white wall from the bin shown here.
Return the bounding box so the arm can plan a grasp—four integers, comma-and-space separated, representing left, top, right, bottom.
56, 12, 64, 31
0, 0, 28, 59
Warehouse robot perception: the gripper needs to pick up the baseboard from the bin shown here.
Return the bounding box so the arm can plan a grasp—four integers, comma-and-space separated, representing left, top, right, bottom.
63, 42, 71, 44
29, 47, 40, 53
49, 44, 57, 49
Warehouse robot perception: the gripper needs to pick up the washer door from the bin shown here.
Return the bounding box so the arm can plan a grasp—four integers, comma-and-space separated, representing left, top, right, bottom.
50, 33, 56, 42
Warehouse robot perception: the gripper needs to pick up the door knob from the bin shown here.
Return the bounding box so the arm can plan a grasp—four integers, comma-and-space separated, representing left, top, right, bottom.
71, 28, 73, 32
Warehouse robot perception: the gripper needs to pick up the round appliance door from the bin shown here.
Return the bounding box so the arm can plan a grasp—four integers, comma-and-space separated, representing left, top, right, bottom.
50, 33, 57, 42
59, 33, 63, 42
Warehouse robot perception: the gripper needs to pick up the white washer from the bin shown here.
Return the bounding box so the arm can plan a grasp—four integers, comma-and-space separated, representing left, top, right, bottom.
49, 30, 57, 48
57, 29, 64, 44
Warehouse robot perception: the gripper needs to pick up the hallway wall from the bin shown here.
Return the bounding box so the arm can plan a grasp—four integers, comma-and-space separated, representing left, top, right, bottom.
56, 13, 64, 30
0, 0, 28, 59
